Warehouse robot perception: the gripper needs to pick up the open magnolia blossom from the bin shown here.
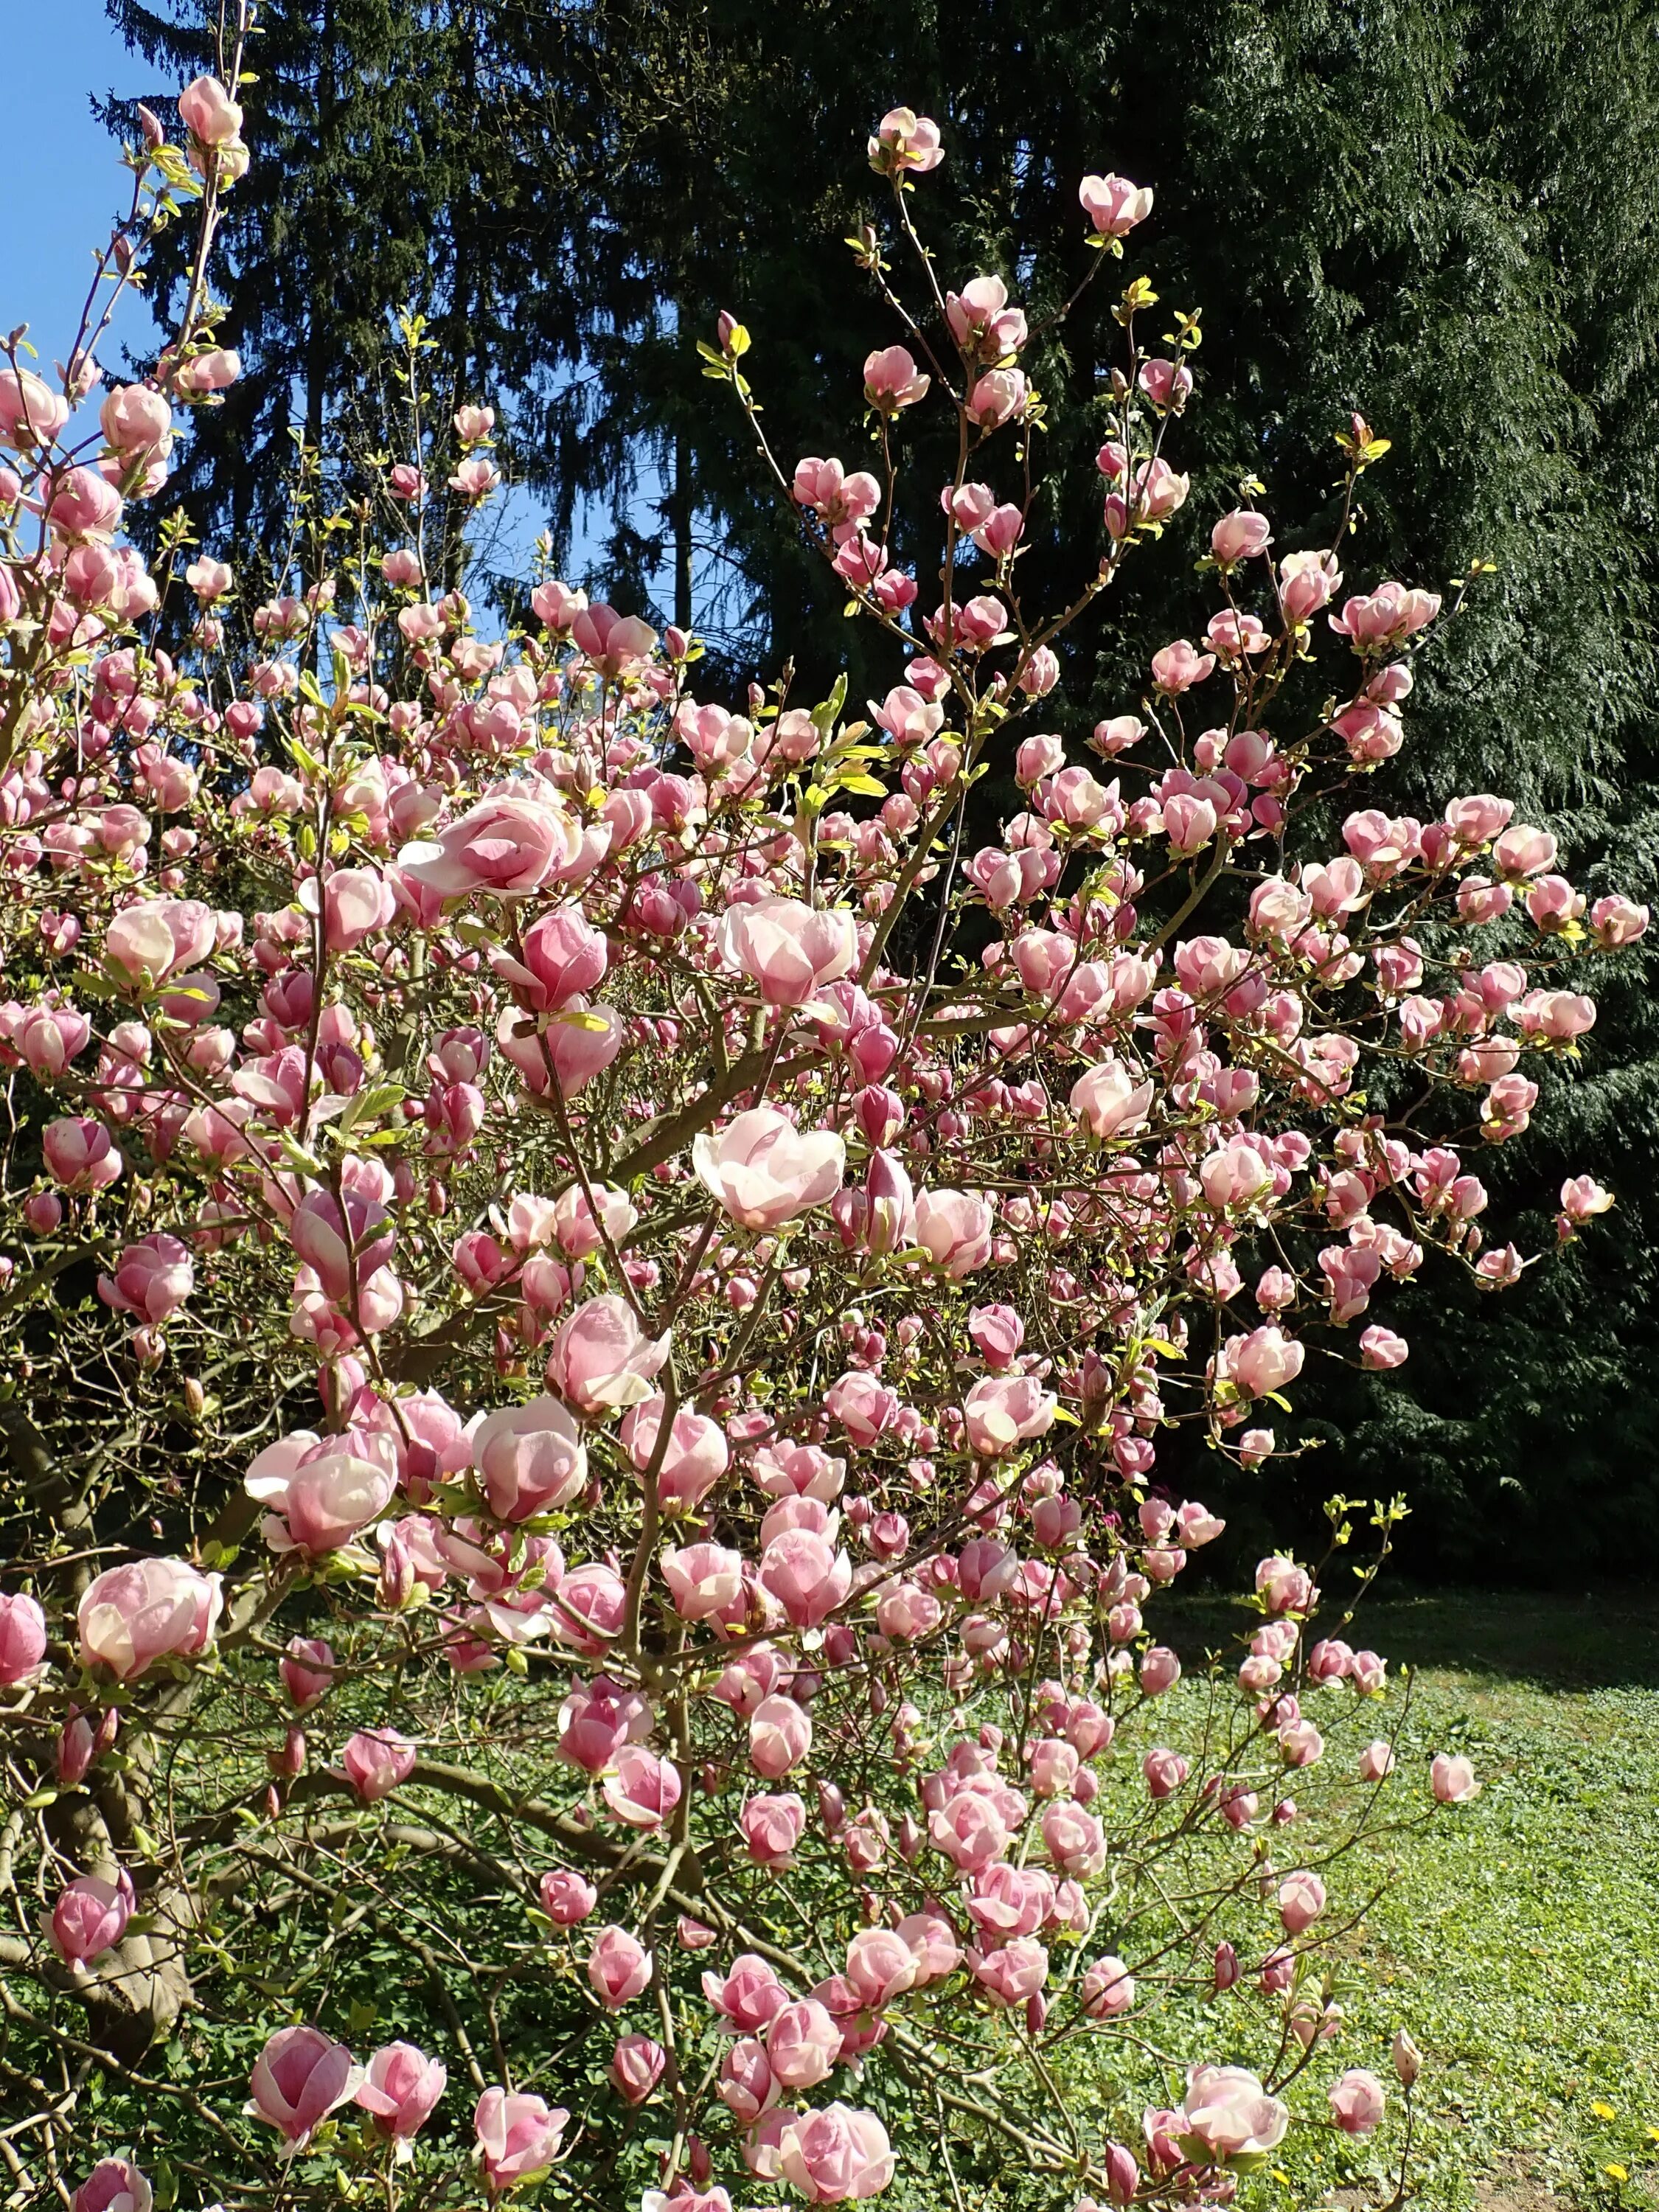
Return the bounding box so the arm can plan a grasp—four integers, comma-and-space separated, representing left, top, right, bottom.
0, 60, 1640, 2212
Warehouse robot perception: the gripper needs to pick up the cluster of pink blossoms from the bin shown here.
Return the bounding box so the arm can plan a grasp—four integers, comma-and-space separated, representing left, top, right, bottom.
0, 79, 1638, 2212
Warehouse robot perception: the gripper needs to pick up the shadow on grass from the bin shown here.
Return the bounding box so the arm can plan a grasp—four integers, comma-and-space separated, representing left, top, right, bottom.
1163, 1585, 1659, 1691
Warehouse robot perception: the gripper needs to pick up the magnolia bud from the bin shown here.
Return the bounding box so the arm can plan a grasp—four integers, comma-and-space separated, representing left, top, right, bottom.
1103, 2143, 1140, 2206
1213, 1940, 1240, 1992
1391, 2028, 1421, 2087
268, 1725, 306, 1778
57, 1710, 95, 1788
1024, 1992, 1047, 2034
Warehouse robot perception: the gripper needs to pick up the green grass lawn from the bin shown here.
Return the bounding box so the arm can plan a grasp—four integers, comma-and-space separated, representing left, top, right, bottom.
1171, 1589, 1659, 2212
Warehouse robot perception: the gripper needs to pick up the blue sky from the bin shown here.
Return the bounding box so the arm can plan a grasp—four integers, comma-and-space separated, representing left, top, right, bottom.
2, 2, 164, 381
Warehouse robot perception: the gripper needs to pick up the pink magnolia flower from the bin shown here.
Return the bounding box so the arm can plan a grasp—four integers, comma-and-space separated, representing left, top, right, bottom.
281, 1635, 335, 1708
588, 1923, 653, 2008
1151, 639, 1215, 695
0, 1592, 49, 1685
570, 602, 658, 677
1143, 1748, 1189, 1800
795, 456, 882, 527
1256, 1554, 1315, 1614
313, 866, 394, 952
703, 1953, 789, 2033
1079, 173, 1153, 237
42, 1116, 123, 1192
970, 1935, 1049, 2006
778, 2103, 896, 2202
16, 1000, 92, 1077
549, 1561, 626, 1655
823, 1371, 900, 1447
551, 1180, 636, 1259
968, 1303, 1024, 1368
602, 1745, 682, 1829
1211, 509, 1272, 566
557, 1676, 642, 1772
1279, 549, 1342, 620
355, 2041, 448, 2142
46, 466, 124, 540
1070, 1060, 1155, 1139
1591, 894, 1648, 946
947, 275, 1027, 361
1329, 2068, 1388, 2135
750, 1693, 813, 1778
863, 346, 930, 412
71, 2161, 152, 2212
869, 106, 943, 175
760, 1528, 852, 1627
1430, 1752, 1479, 1804
473, 2087, 569, 2190
845, 1925, 919, 2005
766, 1999, 843, 2090
400, 795, 582, 900
1080, 1955, 1135, 2017
470, 1394, 588, 1519
1179, 2064, 1290, 2157
912, 1188, 995, 1276
77, 1558, 221, 1680
1277, 1868, 1327, 1934
621, 1395, 729, 1513
0, 365, 70, 450
1041, 1798, 1105, 1878
721, 2037, 780, 2124
244, 1435, 397, 1555
967, 368, 1029, 429
1140, 1646, 1181, 1695
1231, 1326, 1305, 1397
103, 897, 218, 990
97, 1233, 194, 1321
546, 1295, 671, 1413
247, 2025, 365, 2152
742, 1790, 807, 1868
179, 74, 243, 145
174, 347, 241, 395
49, 1869, 134, 1965
341, 1727, 417, 1802
962, 1374, 1057, 1457
611, 2031, 667, 2105
663, 1541, 745, 1620
1329, 581, 1441, 652
538, 1868, 598, 1925
694, 1107, 846, 1230
720, 899, 858, 1006
928, 1790, 1010, 1873
493, 906, 608, 1011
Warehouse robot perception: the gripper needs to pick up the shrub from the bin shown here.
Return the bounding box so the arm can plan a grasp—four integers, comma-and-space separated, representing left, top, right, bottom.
0, 45, 1643, 2212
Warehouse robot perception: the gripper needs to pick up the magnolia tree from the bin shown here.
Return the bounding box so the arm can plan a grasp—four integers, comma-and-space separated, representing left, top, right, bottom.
0, 47, 1643, 2212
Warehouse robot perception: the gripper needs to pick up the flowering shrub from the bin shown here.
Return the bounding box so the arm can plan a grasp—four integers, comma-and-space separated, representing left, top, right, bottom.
0, 49, 1645, 2212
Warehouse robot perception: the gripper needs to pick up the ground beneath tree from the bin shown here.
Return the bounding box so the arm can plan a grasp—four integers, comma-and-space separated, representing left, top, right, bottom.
1171, 1588, 1659, 2212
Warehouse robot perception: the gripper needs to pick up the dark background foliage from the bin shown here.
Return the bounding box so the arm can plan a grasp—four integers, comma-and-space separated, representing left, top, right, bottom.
107, 0, 1659, 1579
